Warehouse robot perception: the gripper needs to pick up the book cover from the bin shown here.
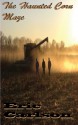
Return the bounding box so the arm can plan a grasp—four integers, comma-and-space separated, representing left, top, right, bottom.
1, 0, 78, 125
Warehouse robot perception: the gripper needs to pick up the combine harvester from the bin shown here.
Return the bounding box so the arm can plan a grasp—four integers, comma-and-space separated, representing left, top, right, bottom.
15, 37, 48, 71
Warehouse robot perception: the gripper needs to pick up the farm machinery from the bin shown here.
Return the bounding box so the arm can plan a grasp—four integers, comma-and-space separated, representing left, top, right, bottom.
15, 37, 48, 71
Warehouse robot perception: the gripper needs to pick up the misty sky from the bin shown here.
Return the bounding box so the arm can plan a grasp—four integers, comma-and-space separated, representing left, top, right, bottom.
1, 0, 78, 46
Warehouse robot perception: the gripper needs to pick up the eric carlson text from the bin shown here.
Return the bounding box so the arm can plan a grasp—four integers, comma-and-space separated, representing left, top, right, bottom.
3, 103, 72, 120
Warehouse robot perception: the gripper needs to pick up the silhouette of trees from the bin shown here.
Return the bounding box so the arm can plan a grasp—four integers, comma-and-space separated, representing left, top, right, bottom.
8, 36, 12, 46
13, 37, 19, 49
51, 39, 56, 49
1, 31, 78, 63
60, 41, 64, 50
0, 32, 35, 62
0, 31, 5, 46
34, 38, 42, 44
25, 38, 33, 44
0, 31, 65, 52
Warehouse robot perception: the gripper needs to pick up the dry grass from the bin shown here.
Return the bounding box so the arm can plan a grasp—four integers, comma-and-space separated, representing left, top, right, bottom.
1, 72, 78, 125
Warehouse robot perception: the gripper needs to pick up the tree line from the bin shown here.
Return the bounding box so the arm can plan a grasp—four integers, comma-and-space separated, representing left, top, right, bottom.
0, 31, 78, 62
0, 31, 65, 51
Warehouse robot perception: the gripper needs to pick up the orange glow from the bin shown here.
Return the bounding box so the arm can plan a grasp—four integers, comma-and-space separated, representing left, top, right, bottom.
63, 60, 78, 72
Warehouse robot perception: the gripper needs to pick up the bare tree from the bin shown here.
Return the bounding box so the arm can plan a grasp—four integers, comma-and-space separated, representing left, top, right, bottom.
51, 39, 56, 49
34, 38, 42, 44
8, 36, 12, 46
60, 41, 65, 50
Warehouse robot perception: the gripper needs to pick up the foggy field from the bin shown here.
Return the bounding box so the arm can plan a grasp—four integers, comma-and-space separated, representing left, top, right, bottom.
1, 72, 78, 125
